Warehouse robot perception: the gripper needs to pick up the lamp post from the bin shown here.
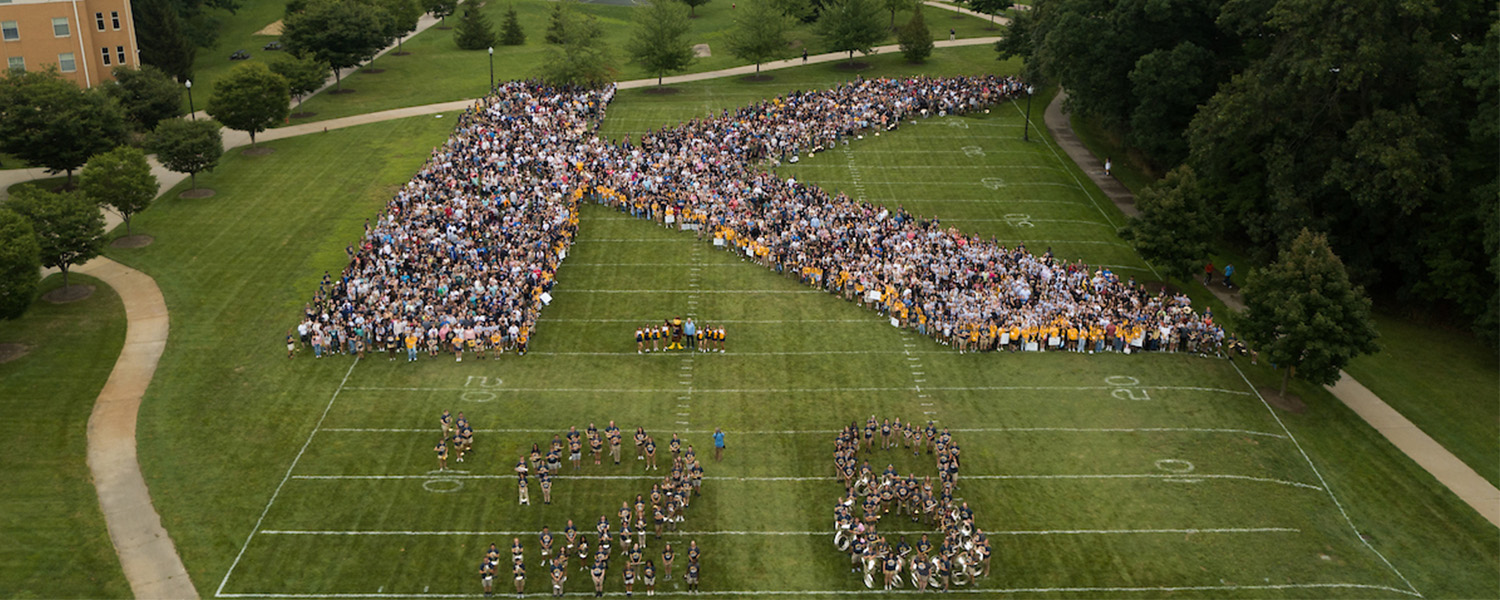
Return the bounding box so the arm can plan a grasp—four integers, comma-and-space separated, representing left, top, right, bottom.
1022, 84, 1035, 141
488, 46, 494, 91
186, 79, 196, 121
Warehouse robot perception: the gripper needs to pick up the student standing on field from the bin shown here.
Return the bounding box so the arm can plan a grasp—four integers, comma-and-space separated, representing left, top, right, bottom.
713, 428, 725, 462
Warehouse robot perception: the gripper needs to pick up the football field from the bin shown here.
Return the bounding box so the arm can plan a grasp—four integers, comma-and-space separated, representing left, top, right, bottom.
208, 97, 1422, 598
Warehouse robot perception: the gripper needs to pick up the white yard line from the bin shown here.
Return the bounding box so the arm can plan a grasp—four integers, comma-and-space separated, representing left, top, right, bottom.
318, 426, 1287, 438
340, 385, 1254, 395
259, 527, 1299, 537
1231, 363, 1423, 596
285, 472, 1320, 489
214, 582, 1419, 598
215, 359, 360, 597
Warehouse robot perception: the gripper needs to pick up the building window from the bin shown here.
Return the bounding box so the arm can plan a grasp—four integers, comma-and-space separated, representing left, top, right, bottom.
2, 21, 19, 41
116, 46, 125, 64
58, 52, 75, 72
101, 46, 111, 65
96, 12, 105, 31
53, 17, 70, 37
7, 56, 23, 71
111, 12, 121, 29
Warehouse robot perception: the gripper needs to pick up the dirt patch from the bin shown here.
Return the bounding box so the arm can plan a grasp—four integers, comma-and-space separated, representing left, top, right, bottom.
290, 111, 317, 119
242, 147, 276, 157
254, 19, 283, 36
361, 68, 385, 74
741, 74, 774, 82
111, 234, 154, 249
833, 61, 872, 71
43, 284, 95, 304
0, 343, 30, 364
328, 88, 357, 95
179, 188, 216, 199
1261, 387, 1306, 414
642, 87, 682, 95
692, 43, 711, 58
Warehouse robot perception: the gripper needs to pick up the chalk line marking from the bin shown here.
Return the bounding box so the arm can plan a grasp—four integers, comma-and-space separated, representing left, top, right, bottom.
259, 527, 1300, 537
340, 384, 1253, 395
215, 582, 1418, 598
215, 358, 360, 597
316, 426, 1286, 439
285, 473, 1320, 490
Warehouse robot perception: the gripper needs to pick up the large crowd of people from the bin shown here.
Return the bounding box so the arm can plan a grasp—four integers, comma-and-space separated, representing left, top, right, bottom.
296, 74, 1223, 359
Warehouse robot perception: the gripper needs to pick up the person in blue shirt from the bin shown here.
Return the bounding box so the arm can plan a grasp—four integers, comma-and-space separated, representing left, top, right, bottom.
713, 428, 725, 462
684, 318, 697, 351
1223, 264, 1236, 289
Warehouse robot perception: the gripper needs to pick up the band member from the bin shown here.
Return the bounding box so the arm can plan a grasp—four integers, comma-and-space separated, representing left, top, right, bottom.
607, 421, 623, 464
517, 472, 530, 506
539, 467, 553, 504
512, 537, 525, 564
661, 543, 675, 579
435, 439, 448, 471
570, 435, 583, 472
686, 540, 700, 566
644, 436, 658, 471
591, 430, 604, 465
669, 434, 682, 459
653, 505, 666, 539
564, 520, 579, 553
684, 559, 699, 592
882, 551, 899, 590
623, 562, 637, 597
540, 526, 554, 559
513, 556, 526, 597
936, 552, 951, 592
591, 561, 607, 598
481, 556, 496, 598
642, 560, 656, 596
550, 559, 565, 597
635, 427, 648, 461
440, 410, 453, 438
913, 553, 931, 591
636, 327, 646, 354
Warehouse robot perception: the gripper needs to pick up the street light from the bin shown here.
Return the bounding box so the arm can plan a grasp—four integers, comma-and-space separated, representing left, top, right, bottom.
185, 79, 196, 121
1022, 84, 1035, 141
488, 46, 494, 91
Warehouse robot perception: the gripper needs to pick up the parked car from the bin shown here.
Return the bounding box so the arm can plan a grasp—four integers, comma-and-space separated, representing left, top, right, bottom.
229, 49, 250, 60
263, 41, 282, 51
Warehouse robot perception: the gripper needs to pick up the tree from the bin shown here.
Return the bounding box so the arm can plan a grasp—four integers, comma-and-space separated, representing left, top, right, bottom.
627, 0, 695, 85
0, 209, 41, 320
6, 187, 105, 290
544, 0, 570, 44
896, 2, 931, 62
453, 0, 498, 50
768, 0, 813, 21
103, 65, 184, 131
680, 0, 710, 18
537, 10, 615, 87
499, 3, 526, 46
1241, 229, 1379, 397
381, 0, 423, 53
206, 62, 290, 147
0, 69, 130, 184
132, 0, 196, 81
79, 147, 158, 236
1120, 165, 1215, 282
282, 0, 393, 91
269, 54, 331, 107
815, 0, 886, 64
881, 0, 909, 28
149, 118, 224, 191
964, 0, 1008, 28
724, 0, 792, 72
423, 0, 457, 22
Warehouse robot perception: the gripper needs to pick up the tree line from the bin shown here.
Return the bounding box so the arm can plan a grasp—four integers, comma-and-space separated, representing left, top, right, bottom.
1001, 0, 1498, 344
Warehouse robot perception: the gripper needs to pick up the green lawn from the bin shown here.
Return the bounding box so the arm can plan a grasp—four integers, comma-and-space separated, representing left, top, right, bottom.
91, 58, 1498, 600
5, 175, 72, 196
0, 152, 31, 170
0, 273, 130, 598
1344, 314, 1500, 488
286, 0, 1002, 124
183, 0, 293, 113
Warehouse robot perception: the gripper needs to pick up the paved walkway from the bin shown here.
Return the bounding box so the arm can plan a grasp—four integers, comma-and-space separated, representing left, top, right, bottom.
1042, 87, 1500, 529
75, 258, 194, 599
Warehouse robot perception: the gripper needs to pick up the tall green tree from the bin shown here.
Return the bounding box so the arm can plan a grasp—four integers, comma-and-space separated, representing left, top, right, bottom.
1120, 165, 1215, 282
0, 69, 129, 184
148, 118, 224, 191
537, 9, 615, 87
680, 0, 710, 18
103, 65, 184, 131
131, 0, 196, 81
0, 209, 41, 320
880, 0, 910, 28
628, 0, 695, 85
269, 54, 331, 107
381, 0, 423, 53
769, 0, 813, 21
6, 187, 106, 290
724, 0, 793, 72
79, 147, 158, 236
896, 2, 931, 62
282, 0, 394, 91
815, 0, 885, 64
206, 63, 290, 147
1240, 229, 1379, 396
423, 0, 458, 21
499, 4, 526, 46
453, 0, 498, 50
544, 1, 569, 44
964, 0, 1008, 28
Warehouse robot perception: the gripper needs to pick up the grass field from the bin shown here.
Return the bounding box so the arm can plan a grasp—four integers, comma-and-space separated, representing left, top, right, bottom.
286, 0, 1000, 124
183, 0, 293, 113
93, 58, 1500, 599
0, 274, 130, 598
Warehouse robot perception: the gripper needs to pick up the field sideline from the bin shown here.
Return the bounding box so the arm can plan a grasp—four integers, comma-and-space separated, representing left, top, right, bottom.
94, 56, 1499, 599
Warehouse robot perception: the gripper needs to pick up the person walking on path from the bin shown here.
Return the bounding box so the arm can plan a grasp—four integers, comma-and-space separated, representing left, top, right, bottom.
1223, 264, 1235, 289
1104, 158, 1111, 176
713, 428, 725, 462
1203, 261, 1215, 286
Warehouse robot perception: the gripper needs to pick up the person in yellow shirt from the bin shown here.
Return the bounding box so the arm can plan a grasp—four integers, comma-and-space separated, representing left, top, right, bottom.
405, 332, 419, 362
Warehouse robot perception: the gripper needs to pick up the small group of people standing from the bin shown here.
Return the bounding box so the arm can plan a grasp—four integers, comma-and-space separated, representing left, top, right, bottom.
635, 316, 725, 354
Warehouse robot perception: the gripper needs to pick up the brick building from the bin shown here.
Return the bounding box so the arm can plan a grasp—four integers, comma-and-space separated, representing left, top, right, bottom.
0, 0, 140, 87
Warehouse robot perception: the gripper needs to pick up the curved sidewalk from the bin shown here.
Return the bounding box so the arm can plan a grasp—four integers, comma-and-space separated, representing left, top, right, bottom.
1041, 87, 1500, 529
76, 257, 196, 599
